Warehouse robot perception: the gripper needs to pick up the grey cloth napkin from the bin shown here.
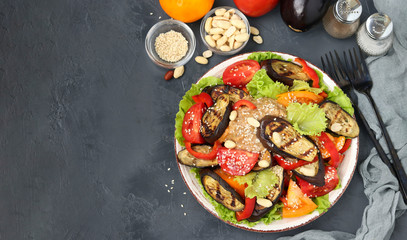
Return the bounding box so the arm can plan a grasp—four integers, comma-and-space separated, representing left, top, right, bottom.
279, 0, 407, 239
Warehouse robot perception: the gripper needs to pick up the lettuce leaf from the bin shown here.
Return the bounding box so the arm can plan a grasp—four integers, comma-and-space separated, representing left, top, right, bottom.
290, 80, 323, 94
326, 87, 354, 116
174, 77, 223, 146
315, 69, 354, 116
235, 168, 279, 199
247, 52, 287, 62
286, 103, 327, 136
246, 69, 289, 99
313, 194, 331, 214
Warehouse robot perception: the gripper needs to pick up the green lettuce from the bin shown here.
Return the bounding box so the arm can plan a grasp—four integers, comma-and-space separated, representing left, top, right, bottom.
246, 69, 289, 99
313, 194, 331, 214
235, 168, 279, 199
247, 52, 287, 62
191, 168, 283, 227
286, 103, 327, 136
174, 77, 223, 146
290, 80, 323, 94
315, 69, 354, 116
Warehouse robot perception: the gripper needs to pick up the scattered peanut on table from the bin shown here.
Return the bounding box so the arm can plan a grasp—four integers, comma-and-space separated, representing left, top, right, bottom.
173, 65, 185, 79
164, 70, 174, 81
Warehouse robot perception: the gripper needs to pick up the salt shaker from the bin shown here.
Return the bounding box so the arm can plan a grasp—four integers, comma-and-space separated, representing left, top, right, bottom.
322, 0, 362, 39
356, 13, 394, 56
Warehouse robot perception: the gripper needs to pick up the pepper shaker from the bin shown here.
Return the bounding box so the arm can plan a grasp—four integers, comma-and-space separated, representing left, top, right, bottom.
356, 13, 394, 56
322, 0, 362, 39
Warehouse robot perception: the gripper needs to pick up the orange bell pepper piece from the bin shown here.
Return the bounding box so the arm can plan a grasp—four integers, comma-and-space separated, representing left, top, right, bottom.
213, 168, 247, 198
277, 91, 325, 107
282, 179, 317, 218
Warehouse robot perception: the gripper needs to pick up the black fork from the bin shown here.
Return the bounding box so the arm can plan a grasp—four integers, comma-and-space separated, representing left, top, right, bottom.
321, 51, 407, 204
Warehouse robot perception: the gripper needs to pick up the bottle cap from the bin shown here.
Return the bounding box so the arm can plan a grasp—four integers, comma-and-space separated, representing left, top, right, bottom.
365, 13, 393, 40
334, 0, 362, 24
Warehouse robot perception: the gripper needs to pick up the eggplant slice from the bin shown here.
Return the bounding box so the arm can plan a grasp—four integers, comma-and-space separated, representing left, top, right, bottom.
200, 94, 232, 144
251, 150, 272, 171
320, 100, 359, 138
293, 151, 325, 187
260, 59, 312, 86
203, 85, 248, 102
258, 116, 318, 162
247, 165, 284, 222
177, 145, 218, 168
200, 169, 245, 211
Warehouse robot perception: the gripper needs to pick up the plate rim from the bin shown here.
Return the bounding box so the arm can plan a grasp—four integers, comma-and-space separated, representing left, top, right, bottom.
174, 51, 360, 232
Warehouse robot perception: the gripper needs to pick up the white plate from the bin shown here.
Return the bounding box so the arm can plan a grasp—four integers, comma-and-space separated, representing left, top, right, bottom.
175, 52, 359, 232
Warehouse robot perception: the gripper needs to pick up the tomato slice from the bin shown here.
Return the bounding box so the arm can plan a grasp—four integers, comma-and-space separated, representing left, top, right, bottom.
294, 58, 320, 88
297, 166, 340, 198
182, 103, 207, 144
232, 99, 257, 110
222, 60, 260, 88
282, 179, 317, 218
273, 154, 318, 171
192, 92, 213, 107
185, 141, 220, 160
236, 197, 256, 221
217, 147, 259, 176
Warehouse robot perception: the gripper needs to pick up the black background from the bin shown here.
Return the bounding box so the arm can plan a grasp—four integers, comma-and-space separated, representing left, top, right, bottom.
0, 0, 406, 239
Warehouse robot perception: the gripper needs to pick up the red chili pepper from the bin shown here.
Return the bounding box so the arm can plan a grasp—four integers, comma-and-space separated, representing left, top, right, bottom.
236, 197, 256, 221
294, 58, 320, 88
192, 92, 213, 107
184, 141, 220, 160
318, 132, 341, 168
273, 154, 318, 170
339, 138, 352, 154
232, 99, 257, 110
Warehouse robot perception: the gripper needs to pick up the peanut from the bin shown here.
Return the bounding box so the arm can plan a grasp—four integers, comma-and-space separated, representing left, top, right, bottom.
253, 35, 263, 44
173, 66, 184, 79
164, 70, 174, 81
250, 26, 260, 35
195, 56, 208, 65
202, 50, 213, 58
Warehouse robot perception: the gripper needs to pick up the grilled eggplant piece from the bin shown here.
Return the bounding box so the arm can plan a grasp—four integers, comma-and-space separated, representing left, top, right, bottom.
320, 100, 359, 138
258, 116, 318, 162
260, 59, 312, 86
247, 165, 284, 222
252, 150, 272, 171
203, 85, 248, 102
200, 94, 232, 144
177, 145, 218, 168
293, 152, 325, 186
200, 168, 245, 211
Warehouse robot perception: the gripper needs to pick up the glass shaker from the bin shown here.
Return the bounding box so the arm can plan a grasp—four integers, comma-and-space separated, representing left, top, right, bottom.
322, 0, 362, 39
356, 13, 394, 56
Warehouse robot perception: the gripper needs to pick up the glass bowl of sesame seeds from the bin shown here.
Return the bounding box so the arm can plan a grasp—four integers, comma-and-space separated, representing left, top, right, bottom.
145, 19, 196, 69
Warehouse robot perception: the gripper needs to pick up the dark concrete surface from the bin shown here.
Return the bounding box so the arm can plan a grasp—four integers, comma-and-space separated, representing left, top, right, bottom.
0, 0, 405, 239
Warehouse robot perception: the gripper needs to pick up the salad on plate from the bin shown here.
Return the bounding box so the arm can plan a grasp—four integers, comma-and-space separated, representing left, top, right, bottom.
174, 52, 359, 231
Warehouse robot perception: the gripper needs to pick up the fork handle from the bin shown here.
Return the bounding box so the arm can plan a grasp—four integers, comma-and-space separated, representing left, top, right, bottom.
353, 103, 407, 204
364, 93, 407, 196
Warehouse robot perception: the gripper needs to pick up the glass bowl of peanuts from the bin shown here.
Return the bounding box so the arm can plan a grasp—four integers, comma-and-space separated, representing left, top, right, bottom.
145, 19, 196, 69
200, 6, 250, 56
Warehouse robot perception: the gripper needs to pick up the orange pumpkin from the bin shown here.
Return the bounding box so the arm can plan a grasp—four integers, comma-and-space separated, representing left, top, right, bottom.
159, 0, 215, 23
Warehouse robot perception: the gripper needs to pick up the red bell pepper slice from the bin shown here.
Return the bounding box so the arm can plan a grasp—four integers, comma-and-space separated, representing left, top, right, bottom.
318, 132, 341, 168
236, 197, 256, 221
217, 147, 259, 176
339, 138, 352, 154
273, 154, 318, 170
192, 92, 213, 107
297, 165, 340, 197
294, 58, 320, 88
184, 141, 220, 160
232, 99, 257, 110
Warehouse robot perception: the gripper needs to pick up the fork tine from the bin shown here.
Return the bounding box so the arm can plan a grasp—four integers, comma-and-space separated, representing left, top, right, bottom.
321, 56, 327, 72
353, 47, 363, 80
